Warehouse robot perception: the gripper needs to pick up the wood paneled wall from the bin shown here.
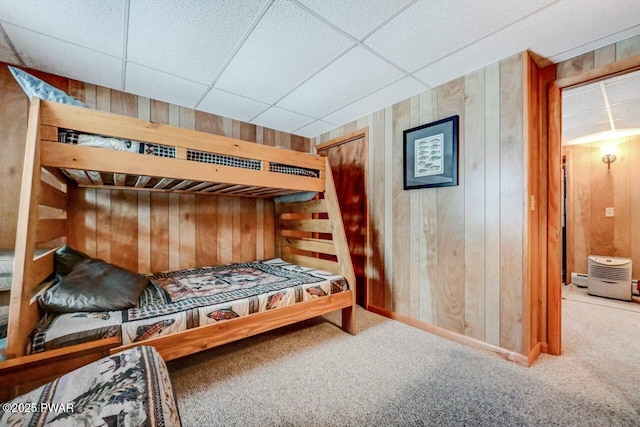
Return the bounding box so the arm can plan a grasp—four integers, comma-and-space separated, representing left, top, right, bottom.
0, 62, 311, 273
316, 53, 526, 353
556, 35, 640, 80
563, 138, 640, 279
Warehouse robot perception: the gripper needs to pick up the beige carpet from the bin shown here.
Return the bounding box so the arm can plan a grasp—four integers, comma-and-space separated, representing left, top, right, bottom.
168, 300, 640, 426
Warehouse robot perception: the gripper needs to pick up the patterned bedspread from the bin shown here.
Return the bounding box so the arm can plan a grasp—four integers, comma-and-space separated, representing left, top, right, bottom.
0, 346, 181, 426
30, 258, 348, 353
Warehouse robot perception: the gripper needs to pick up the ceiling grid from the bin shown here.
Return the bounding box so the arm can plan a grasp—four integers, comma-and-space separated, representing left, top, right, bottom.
0, 0, 638, 137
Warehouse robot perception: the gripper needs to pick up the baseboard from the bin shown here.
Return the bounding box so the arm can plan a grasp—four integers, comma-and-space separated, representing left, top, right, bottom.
528, 342, 544, 366
367, 305, 531, 367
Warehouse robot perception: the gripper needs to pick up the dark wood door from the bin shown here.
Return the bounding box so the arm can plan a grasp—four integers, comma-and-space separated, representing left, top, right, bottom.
318, 135, 367, 306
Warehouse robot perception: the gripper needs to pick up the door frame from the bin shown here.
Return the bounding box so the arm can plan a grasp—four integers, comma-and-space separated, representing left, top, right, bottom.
316, 129, 370, 308
546, 54, 640, 356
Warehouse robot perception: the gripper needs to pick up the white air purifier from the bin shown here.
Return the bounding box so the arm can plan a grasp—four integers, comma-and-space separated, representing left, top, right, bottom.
587, 256, 632, 301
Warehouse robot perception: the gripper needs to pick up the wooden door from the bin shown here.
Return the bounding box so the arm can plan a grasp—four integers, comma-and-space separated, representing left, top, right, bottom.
317, 132, 368, 307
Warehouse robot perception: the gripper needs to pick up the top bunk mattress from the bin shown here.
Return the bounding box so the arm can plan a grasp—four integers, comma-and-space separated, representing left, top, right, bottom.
30, 258, 349, 354
57, 130, 320, 178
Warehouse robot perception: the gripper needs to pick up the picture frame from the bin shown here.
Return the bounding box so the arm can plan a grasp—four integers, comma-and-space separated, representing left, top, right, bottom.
403, 115, 459, 190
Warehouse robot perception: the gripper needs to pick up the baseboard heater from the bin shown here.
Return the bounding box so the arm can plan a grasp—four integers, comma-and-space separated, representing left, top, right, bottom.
570, 272, 589, 288
571, 272, 639, 296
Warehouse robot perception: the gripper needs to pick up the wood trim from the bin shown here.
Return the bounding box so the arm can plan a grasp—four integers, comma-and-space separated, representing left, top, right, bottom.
315, 128, 369, 151
7, 97, 43, 359
546, 55, 640, 357
368, 305, 531, 367
555, 54, 640, 89
114, 291, 354, 361
547, 81, 562, 356
528, 341, 544, 366
564, 150, 574, 285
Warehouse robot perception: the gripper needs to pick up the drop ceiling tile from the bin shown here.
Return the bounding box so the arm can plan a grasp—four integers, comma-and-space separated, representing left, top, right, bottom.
614, 116, 640, 130
251, 107, 314, 133
605, 74, 640, 105
215, 0, 353, 104
4, 23, 122, 88
0, 28, 20, 65
278, 46, 404, 118
507, 0, 640, 64
198, 88, 270, 122
323, 76, 427, 125
127, 0, 266, 84
413, 0, 640, 88
294, 120, 337, 138
562, 85, 603, 116
610, 101, 640, 123
365, 0, 554, 73
125, 63, 208, 108
296, 0, 411, 39
0, 0, 123, 56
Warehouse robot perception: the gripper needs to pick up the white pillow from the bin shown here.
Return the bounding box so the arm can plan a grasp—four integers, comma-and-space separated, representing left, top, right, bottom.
8, 66, 85, 107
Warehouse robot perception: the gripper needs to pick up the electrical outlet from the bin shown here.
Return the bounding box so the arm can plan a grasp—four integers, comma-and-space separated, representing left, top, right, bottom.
605, 207, 614, 217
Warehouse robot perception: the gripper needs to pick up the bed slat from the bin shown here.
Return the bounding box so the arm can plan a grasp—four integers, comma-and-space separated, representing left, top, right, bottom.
276, 199, 327, 214
38, 181, 67, 211
279, 219, 332, 234
87, 171, 104, 185
135, 176, 152, 188
280, 236, 337, 256
282, 253, 339, 274
36, 219, 66, 244
63, 169, 92, 185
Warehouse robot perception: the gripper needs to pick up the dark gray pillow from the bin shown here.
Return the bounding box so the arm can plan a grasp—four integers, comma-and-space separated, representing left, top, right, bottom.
54, 245, 91, 276
40, 258, 148, 313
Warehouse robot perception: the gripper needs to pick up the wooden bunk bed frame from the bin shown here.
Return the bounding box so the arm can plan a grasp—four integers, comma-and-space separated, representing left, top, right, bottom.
0, 98, 356, 399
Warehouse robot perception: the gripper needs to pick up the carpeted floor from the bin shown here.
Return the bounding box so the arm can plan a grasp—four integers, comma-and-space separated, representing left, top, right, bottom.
168, 296, 640, 426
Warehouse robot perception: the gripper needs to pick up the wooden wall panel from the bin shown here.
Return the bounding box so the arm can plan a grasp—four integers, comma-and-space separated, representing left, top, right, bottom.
418, 90, 438, 325
566, 138, 640, 279
499, 54, 524, 353
391, 99, 411, 315
436, 77, 466, 334
315, 52, 527, 355
484, 62, 501, 346
370, 109, 387, 309
463, 68, 486, 341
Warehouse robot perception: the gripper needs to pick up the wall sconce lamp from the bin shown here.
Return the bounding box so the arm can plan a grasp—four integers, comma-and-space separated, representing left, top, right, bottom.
601, 144, 617, 171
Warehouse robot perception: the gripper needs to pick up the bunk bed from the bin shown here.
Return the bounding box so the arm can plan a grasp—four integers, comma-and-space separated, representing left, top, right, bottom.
0, 98, 356, 400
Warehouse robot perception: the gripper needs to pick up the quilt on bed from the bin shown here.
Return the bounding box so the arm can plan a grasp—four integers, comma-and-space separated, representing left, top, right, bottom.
30, 258, 348, 353
0, 346, 181, 426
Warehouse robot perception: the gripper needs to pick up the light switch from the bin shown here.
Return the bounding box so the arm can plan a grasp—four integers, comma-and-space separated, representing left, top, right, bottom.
605, 207, 614, 217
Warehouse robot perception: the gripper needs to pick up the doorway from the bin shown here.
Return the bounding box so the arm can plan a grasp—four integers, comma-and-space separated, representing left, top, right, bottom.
547, 56, 640, 355
316, 130, 369, 307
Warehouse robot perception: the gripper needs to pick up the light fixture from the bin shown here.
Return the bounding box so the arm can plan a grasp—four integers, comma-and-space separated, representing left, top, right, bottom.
601, 144, 617, 171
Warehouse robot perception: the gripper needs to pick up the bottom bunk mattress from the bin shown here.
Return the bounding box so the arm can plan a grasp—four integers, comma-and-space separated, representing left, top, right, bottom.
0, 346, 181, 426
30, 258, 349, 353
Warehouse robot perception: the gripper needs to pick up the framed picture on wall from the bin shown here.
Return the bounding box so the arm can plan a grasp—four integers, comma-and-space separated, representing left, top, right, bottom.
403, 115, 459, 190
